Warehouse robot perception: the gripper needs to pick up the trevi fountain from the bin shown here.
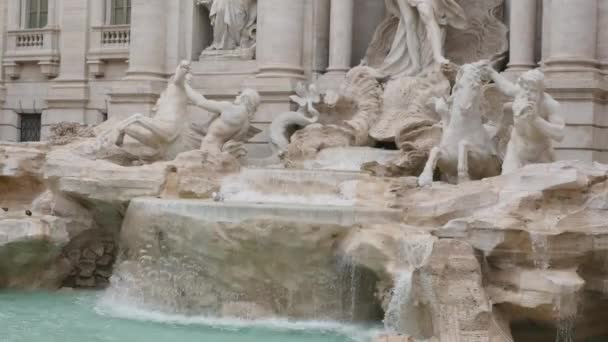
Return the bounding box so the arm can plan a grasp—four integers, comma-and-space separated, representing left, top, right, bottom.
1, 0, 608, 341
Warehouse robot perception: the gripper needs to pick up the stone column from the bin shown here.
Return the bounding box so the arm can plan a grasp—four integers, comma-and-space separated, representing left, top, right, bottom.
126, 0, 168, 80
544, 0, 601, 163
255, 0, 306, 82
244, 0, 307, 157
7, 0, 20, 29
90, 0, 105, 27
326, 0, 354, 76
545, 0, 598, 71
506, 0, 537, 72
46, 0, 57, 27
108, 0, 168, 119
44, 0, 89, 139
597, 0, 608, 72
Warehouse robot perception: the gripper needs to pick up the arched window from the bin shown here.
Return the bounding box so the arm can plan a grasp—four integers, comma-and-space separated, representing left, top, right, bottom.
26, 0, 48, 29
110, 0, 131, 25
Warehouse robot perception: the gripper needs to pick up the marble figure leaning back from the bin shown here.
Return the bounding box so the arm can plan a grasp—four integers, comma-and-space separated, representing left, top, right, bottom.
185, 84, 261, 155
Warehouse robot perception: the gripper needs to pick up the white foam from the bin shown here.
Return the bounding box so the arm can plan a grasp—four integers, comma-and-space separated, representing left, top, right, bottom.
95, 295, 383, 342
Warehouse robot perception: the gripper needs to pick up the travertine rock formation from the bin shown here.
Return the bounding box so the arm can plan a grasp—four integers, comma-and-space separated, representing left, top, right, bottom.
3, 133, 608, 341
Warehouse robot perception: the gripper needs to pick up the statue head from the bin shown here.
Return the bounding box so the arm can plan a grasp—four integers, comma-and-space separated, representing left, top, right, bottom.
236, 88, 261, 114
451, 62, 486, 112
518, 69, 545, 95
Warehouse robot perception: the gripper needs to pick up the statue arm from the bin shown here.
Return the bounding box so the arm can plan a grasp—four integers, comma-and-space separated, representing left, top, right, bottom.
534, 96, 565, 142
185, 84, 228, 115
487, 69, 519, 97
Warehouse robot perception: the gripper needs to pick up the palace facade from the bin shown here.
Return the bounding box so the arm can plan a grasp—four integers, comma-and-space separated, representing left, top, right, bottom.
0, 0, 606, 160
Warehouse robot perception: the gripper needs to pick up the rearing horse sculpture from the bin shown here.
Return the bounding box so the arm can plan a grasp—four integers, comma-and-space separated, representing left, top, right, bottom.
112, 60, 199, 160
418, 61, 501, 186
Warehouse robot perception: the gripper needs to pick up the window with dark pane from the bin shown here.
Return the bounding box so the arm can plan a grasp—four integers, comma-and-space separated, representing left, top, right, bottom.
27, 0, 48, 29
111, 0, 131, 25
19, 114, 41, 142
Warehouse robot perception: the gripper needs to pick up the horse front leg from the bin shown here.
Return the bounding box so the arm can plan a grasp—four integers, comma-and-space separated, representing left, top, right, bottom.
418, 146, 441, 187
457, 141, 471, 184
115, 114, 144, 146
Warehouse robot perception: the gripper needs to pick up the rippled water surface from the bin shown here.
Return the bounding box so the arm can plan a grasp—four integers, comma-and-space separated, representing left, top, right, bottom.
0, 291, 376, 342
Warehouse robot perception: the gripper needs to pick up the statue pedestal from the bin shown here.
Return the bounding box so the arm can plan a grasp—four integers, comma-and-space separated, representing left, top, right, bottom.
199, 47, 256, 61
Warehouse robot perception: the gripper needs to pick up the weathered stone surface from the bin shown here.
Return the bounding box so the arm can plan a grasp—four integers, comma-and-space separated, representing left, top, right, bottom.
0, 214, 71, 289
106, 198, 394, 320
377, 160, 608, 340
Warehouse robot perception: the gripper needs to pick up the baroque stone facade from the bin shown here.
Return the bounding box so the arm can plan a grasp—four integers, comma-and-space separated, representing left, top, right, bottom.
0, 0, 607, 161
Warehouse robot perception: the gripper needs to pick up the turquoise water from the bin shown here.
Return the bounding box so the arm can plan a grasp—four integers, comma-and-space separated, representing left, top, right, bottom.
0, 291, 377, 342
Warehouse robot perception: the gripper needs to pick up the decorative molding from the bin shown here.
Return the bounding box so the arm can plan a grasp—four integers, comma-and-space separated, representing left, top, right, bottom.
2, 28, 61, 79
86, 25, 131, 77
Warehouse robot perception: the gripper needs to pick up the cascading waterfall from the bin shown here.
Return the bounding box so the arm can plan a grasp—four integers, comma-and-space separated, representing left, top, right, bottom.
530, 233, 551, 269
335, 256, 360, 322
383, 235, 436, 335
554, 292, 579, 342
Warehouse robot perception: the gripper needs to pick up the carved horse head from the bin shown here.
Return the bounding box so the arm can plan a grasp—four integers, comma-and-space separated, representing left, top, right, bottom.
450, 61, 489, 117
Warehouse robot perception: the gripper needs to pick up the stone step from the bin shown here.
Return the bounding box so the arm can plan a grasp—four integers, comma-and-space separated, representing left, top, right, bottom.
303, 147, 400, 172
219, 167, 368, 206
128, 198, 402, 225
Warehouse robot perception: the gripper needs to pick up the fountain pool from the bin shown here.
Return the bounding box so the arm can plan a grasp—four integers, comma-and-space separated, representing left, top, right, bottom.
0, 291, 380, 342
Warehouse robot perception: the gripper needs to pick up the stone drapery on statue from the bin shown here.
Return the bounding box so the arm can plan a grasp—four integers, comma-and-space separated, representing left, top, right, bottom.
197, 0, 257, 60
365, 0, 508, 78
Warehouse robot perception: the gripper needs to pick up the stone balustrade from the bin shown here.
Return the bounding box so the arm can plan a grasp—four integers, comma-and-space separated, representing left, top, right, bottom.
2, 28, 61, 79
86, 24, 132, 77
99, 25, 131, 48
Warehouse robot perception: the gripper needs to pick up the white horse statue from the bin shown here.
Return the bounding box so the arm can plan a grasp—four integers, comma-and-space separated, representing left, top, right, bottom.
418, 61, 502, 186
111, 60, 200, 160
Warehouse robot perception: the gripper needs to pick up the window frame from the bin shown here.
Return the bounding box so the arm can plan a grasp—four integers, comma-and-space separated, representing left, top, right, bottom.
108, 0, 131, 26
19, 113, 42, 142
25, 0, 48, 29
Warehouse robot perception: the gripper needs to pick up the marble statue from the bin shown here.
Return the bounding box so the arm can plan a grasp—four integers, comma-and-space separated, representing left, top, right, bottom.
110, 61, 200, 160
418, 61, 501, 186
197, 0, 257, 59
364, 0, 508, 79
269, 83, 321, 154
185, 85, 261, 155
285, 66, 383, 161
485, 68, 566, 175
372, 0, 467, 77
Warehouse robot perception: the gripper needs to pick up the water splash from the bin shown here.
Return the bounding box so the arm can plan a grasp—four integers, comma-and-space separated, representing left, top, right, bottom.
384, 271, 414, 332
383, 235, 436, 335
554, 293, 578, 342
530, 233, 550, 269
97, 289, 384, 342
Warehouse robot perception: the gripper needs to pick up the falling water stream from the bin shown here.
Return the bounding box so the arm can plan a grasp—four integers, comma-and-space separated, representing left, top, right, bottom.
383, 235, 436, 336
